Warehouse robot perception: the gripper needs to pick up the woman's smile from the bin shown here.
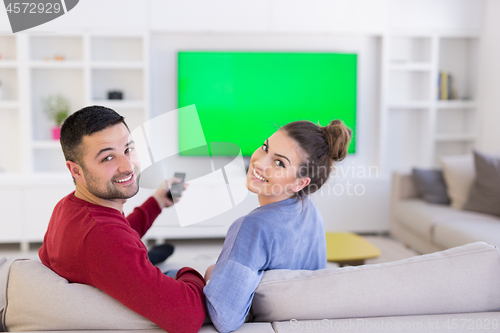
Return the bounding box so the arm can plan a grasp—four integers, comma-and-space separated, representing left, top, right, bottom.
251, 168, 268, 182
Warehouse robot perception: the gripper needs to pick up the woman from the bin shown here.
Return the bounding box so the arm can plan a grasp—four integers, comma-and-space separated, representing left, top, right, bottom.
203, 119, 352, 333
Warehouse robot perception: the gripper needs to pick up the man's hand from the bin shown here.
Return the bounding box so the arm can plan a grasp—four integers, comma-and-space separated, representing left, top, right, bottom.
153, 177, 188, 209
204, 264, 215, 283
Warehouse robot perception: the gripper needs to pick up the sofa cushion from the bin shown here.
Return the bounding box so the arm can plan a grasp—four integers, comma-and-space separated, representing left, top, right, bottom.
433, 219, 500, 249
252, 242, 500, 322
3, 259, 159, 332
411, 168, 450, 204
393, 199, 496, 241
439, 154, 475, 209
464, 151, 500, 217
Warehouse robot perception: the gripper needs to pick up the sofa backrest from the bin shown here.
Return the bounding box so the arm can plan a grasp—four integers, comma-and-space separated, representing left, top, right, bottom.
2, 242, 500, 331
252, 241, 500, 322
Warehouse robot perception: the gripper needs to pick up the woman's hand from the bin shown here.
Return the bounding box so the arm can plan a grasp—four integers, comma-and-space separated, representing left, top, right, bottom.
153, 177, 188, 209
204, 264, 215, 283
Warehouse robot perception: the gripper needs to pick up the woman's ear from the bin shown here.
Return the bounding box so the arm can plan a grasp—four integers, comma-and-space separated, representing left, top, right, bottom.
66, 161, 84, 184
292, 177, 311, 193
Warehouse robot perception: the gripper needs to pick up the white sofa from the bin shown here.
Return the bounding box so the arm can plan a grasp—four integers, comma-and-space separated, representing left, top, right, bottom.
391, 171, 500, 254
2, 241, 500, 333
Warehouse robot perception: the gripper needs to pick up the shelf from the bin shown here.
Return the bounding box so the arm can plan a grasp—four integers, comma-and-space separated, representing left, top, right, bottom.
30, 68, 84, 141
29, 61, 85, 69
0, 61, 18, 68
388, 101, 430, 109
389, 62, 432, 71
91, 62, 145, 69
0, 36, 17, 61
91, 69, 144, 101
90, 100, 145, 108
434, 133, 476, 142
389, 71, 431, 101
0, 101, 19, 109
32, 140, 61, 149
390, 36, 432, 63
0, 67, 19, 100
29, 35, 84, 62
436, 100, 476, 109
438, 38, 478, 101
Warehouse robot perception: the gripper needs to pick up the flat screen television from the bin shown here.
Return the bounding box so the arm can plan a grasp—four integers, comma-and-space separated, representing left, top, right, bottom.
178, 51, 357, 156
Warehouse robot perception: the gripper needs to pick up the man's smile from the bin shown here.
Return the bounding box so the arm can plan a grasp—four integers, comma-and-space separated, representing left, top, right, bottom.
114, 173, 134, 184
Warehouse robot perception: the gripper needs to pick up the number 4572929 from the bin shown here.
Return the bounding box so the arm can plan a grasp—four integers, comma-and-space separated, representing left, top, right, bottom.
5, 2, 61, 14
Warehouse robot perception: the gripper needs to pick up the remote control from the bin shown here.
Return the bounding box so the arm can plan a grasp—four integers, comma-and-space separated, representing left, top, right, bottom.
167, 172, 186, 200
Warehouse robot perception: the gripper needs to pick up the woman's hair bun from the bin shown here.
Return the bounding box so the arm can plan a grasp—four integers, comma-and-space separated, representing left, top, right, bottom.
321, 119, 352, 162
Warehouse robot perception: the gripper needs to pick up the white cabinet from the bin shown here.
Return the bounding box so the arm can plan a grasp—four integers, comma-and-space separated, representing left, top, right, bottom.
23, 185, 74, 242
0, 176, 74, 250
0, 188, 23, 242
380, 33, 480, 172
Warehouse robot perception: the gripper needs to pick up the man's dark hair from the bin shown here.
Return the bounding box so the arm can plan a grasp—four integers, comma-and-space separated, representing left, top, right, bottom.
60, 105, 129, 164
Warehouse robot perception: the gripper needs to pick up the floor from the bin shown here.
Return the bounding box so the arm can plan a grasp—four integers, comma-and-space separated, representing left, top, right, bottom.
0, 235, 419, 276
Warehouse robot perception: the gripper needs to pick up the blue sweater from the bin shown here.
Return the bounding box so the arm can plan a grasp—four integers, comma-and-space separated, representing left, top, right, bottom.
204, 196, 327, 333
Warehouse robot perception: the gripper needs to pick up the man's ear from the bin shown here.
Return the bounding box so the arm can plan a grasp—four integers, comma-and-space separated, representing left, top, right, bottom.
66, 161, 84, 184
292, 177, 311, 193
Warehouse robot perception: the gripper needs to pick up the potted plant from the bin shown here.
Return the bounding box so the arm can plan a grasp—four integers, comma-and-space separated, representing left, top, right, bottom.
43, 94, 70, 140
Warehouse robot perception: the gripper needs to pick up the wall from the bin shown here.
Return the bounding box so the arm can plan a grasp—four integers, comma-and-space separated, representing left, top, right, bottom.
389, 0, 483, 32
1, 0, 483, 33
476, 0, 500, 154
0, 0, 389, 33
0, 0, 490, 235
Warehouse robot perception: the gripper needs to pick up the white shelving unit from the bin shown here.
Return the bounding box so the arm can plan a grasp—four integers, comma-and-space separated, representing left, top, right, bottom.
26, 34, 84, 173
0, 32, 150, 175
88, 32, 150, 133
0, 31, 150, 248
380, 32, 480, 172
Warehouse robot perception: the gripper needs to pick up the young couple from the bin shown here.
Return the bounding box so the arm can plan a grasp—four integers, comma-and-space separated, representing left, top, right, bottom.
39, 105, 351, 333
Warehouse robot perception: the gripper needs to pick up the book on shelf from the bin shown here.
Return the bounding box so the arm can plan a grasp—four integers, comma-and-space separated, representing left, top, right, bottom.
438, 71, 457, 100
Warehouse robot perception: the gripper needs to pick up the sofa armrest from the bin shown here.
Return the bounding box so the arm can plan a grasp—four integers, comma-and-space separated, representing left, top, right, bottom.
391, 171, 419, 223
392, 171, 419, 202
1, 257, 11, 332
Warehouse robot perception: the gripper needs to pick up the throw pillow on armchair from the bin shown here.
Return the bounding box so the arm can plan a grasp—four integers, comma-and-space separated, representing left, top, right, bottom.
464, 150, 500, 217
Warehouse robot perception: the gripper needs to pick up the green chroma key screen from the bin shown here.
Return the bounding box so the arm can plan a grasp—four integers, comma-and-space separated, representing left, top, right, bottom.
178, 52, 357, 156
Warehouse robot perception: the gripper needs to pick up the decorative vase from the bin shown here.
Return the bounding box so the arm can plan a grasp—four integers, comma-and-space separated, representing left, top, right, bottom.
52, 126, 61, 140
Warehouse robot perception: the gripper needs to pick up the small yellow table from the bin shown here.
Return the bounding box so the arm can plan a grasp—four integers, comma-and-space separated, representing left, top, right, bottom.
325, 232, 381, 266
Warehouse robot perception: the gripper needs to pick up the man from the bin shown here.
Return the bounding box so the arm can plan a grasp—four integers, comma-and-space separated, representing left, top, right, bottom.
38, 106, 206, 333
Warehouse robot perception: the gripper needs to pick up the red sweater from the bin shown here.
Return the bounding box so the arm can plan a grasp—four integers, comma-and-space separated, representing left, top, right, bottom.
39, 193, 206, 333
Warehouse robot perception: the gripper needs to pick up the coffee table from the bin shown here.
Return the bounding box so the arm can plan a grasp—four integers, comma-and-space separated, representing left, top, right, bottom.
325, 232, 381, 266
